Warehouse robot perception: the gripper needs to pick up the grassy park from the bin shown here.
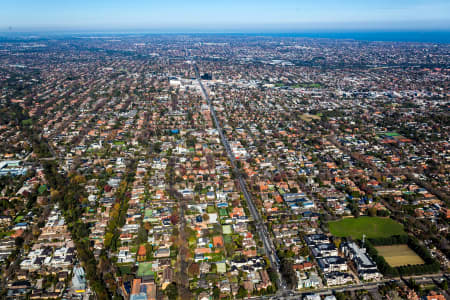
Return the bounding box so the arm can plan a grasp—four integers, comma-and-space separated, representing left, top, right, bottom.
328, 216, 405, 239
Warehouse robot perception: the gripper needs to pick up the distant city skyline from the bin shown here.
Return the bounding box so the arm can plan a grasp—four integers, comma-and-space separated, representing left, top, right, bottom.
1, 0, 450, 32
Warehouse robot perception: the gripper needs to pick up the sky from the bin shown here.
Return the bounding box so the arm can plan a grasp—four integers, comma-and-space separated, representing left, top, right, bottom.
1, 0, 450, 32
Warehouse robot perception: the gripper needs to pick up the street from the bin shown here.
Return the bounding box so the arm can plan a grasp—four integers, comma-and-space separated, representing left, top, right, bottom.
195, 64, 286, 290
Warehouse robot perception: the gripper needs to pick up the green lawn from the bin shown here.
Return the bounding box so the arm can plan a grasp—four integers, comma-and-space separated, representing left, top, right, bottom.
137, 262, 154, 277
384, 132, 400, 137
14, 215, 24, 223
328, 216, 405, 239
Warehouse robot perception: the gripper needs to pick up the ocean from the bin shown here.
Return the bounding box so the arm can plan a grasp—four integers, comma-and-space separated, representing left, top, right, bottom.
261, 31, 450, 44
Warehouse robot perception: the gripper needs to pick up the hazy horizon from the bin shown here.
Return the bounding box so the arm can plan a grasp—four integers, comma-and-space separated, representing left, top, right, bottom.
1, 30, 449, 44
2, 0, 450, 33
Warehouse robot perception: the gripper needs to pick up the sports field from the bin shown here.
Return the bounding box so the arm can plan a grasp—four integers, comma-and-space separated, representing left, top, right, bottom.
328, 216, 405, 239
300, 113, 321, 122
375, 245, 425, 267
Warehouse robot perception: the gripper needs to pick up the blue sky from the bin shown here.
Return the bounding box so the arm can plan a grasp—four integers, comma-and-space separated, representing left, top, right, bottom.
1, 0, 449, 32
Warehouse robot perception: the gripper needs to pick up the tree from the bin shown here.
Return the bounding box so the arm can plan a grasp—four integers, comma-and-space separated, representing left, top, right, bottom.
145, 243, 152, 261
15, 236, 24, 247
165, 283, 178, 300
334, 238, 342, 249
202, 213, 210, 222
188, 263, 200, 277
440, 280, 448, 291
50, 189, 61, 202
280, 259, 297, 289
368, 206, 377, 217
71, 174, 86, 185
170, 213, 179, 225
104, 232, 114, 249
299, 246, 310, 257
106, 167, 113, 175
237, 286, 248, 299
144, 222, 152, 231
136, 226, 148, 244
377, 209, 389, 217
212, 286, 220, 299
335, 292, 349, 300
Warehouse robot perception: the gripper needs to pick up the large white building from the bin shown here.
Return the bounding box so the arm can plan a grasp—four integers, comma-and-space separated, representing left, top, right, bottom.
340, 242, 382, 281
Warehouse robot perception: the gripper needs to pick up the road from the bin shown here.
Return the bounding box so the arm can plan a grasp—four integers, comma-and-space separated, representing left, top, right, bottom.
194, 64, 286, 290
248, 274, 448, 300
167, 157, 191, 298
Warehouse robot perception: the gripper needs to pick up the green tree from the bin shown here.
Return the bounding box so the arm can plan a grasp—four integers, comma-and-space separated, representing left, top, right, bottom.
136, 226, 148, 244
15, 236, 24, 248
237, 286, 248, 299
335, 292, 349, 300
165, 283, 178, 300
212, 286, 220, 299
368, 206, 377, 217
440, 280, 448, 291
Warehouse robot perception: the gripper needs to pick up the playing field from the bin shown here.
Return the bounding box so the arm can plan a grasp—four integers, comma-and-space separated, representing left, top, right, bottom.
300, 113, 321, 122
328, 216, 405, 239
375, 245, 425, 267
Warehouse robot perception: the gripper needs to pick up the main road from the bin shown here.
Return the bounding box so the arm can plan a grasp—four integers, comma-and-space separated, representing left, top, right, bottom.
248, 274, 448, 300
194, 64, 286, 290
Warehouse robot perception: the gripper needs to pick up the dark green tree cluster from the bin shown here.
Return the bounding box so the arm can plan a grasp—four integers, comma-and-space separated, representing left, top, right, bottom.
368, 235, 409, 246
42, 160, 109, 299
278, 256, 297, 289
0, 102, 29, 126
165, 283, 178, 300
103, 160, 136, 252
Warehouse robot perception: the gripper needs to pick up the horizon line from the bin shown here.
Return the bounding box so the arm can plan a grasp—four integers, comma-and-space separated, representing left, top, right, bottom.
1, 28, 450, 34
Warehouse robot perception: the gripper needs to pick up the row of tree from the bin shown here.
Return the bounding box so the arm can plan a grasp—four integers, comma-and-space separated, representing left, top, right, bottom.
365, 235, 440, 277
42, 160, 110, 299
103, 166, 135, 252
